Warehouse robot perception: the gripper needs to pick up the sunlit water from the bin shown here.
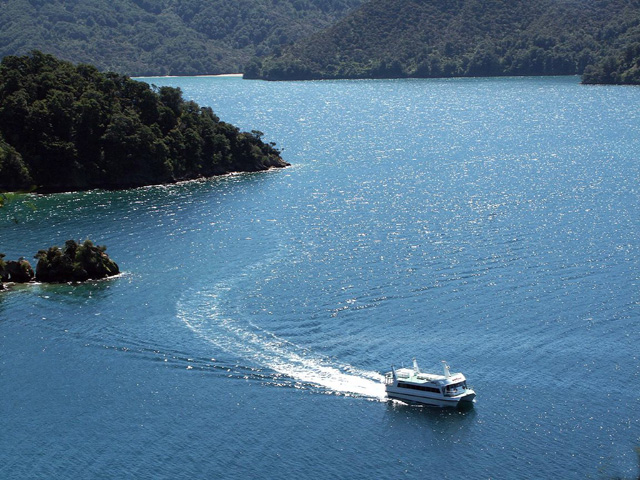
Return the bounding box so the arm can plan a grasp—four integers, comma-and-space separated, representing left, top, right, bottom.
1, 76, 638, 479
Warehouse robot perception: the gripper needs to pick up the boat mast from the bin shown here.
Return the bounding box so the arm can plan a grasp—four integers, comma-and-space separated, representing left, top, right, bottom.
442, 361, 451, 378
412, 358, 420, 374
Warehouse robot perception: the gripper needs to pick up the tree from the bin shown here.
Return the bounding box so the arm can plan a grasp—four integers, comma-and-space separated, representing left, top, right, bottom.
34, 239, 119, 282
0, 134, 32, 191
0, 52, 287, 193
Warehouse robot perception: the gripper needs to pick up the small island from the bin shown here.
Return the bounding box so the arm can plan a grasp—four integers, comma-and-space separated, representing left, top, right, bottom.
0, 239, 119, 289
0, 51, 288, 194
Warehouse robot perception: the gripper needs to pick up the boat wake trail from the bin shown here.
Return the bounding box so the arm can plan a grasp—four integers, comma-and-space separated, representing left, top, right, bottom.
177, 284, 386, 401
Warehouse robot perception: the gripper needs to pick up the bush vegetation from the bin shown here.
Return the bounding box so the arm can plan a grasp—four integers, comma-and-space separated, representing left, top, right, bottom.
0, 253, 5, 289
0, 254, 35, 283
34, 239, 119, 283
583, 43, 640, 84
0, 51, 287, 193
0, 239, 119, 286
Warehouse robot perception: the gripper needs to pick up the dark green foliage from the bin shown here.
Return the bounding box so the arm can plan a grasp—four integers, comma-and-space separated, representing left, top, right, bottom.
0, 0, 363, 76
0, 52, 287, 193
583, 43, 640, 84
1, 239, 118, 285
0, 134, 31, 190
248, 0, 640, 83
1, 257, 35, 282
0, 252, 7, 291
35, 239, 119, 283
0, 253, 6, 281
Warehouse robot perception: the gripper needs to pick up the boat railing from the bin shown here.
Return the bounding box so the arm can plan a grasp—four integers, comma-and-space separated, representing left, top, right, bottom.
384, 373, 395, 385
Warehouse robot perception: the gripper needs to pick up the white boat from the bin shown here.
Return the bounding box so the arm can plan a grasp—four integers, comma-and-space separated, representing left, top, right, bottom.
384, 359, 476, 407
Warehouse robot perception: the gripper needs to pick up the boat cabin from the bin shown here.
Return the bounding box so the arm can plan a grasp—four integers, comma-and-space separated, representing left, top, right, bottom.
384, 359, 476, 406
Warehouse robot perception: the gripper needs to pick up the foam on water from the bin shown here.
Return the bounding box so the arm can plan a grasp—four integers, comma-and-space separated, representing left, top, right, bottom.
178, 284, 386, 401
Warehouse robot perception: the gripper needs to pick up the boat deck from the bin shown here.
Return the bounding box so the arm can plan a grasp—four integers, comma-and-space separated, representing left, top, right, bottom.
385, 368, 446, 386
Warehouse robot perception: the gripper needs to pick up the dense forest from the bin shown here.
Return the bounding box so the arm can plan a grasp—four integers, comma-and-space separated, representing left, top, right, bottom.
0, 51, 287, 193
582, 42, 640, 84
2, 0, 638, 83
246, 0, 640, 81
0, 0, 363, 76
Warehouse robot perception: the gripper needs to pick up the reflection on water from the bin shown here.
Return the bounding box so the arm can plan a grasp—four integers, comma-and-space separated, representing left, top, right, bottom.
385, 399, 477, 423
31, 275, 124, 302
0, 76, 638, 479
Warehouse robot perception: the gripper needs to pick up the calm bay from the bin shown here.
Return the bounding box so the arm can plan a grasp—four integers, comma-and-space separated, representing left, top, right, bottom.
1, 76, 638, 479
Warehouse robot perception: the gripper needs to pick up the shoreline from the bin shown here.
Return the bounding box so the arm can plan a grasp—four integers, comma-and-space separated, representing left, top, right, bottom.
1, 163, 290, 196
136, 73, 243, 79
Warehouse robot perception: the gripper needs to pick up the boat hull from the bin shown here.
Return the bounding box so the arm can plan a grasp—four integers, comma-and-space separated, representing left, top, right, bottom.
386, 388, 476, 408
384, 360, 476, 408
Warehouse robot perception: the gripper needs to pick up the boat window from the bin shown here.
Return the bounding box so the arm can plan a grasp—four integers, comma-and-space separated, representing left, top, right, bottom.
397, 382, 441, 394
448, 381, 466, 389
444, 381, 467, 394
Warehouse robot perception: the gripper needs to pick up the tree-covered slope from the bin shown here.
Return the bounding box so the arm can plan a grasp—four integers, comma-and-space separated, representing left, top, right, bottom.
247, 0, 640, 81
0, 52, 287, 193
583, 42, 640, 84
0, 0, 363, 76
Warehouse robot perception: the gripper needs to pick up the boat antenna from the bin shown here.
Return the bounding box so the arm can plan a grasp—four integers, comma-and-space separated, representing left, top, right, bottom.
442, 360, 451, 378
412, 358, 420, 374
391, 365, 397, 381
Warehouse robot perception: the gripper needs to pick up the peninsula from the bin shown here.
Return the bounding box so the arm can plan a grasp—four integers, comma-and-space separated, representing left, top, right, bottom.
0, 51, 288, 194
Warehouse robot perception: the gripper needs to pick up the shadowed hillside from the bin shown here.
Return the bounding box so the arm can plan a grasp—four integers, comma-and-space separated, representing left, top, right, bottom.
0, 0, 363, 76
246, 0, 640, 82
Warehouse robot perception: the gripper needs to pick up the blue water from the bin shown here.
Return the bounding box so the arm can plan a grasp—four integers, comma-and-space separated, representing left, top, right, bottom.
1, 76, 638, 479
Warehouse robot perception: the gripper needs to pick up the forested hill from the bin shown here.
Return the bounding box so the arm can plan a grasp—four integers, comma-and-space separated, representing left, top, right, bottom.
0, 52, 287, 193
582, 42, 640, 84
0, 0, 363, 76
246, 0, 640, 81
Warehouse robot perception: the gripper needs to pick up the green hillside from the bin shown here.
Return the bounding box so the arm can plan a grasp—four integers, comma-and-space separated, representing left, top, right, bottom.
0, 0, 363, 76
583, 43, 640, 84
246, 0, 640, 81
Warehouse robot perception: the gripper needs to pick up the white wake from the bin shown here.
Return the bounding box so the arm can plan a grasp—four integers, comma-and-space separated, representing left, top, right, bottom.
178, 287, 386, 401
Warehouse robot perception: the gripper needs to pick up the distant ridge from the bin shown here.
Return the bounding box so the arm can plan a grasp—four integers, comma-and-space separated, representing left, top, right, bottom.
245, 0, 640, 82
0, 0, 364, 76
